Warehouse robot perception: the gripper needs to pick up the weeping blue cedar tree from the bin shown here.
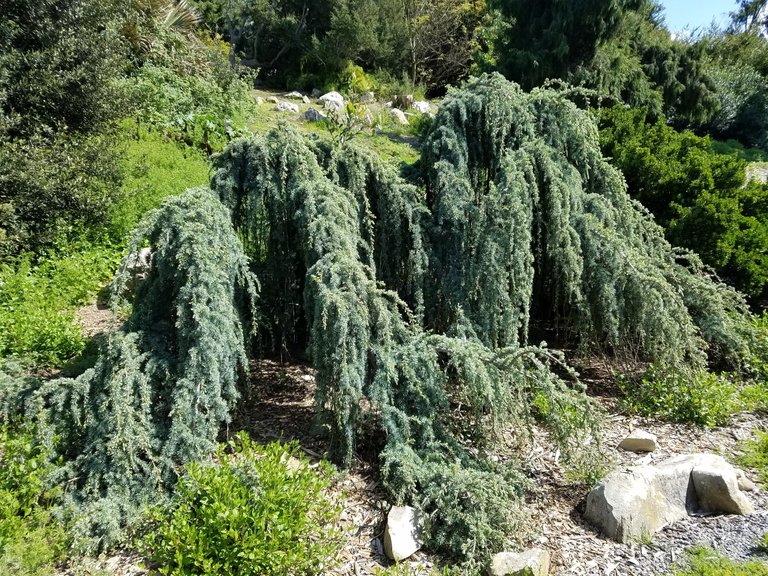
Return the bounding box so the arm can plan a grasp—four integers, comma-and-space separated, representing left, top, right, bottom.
0, 74, 761, 564
0, 188, 257, 549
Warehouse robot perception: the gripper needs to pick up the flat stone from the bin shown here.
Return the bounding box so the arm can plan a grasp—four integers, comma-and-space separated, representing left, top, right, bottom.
737, 473, 757, 492
619, 430, 658, 453
284, 91, 304, 99
490, 548, 550, 576
692, 465, 753, 514
276, 101, 299, 113
383, 506, 423, 561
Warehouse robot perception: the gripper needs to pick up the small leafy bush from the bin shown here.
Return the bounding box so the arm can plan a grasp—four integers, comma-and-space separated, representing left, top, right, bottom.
619, 364, 739, 427
672, 546, 768, 575
0, 426, 65, 576
141, 434, 342, 576
738, 429, 768, 485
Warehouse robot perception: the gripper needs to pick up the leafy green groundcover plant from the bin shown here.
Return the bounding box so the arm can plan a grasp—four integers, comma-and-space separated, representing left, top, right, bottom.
619, 364, 740, 427
141, 434, 342, 576
0, 425, 65, 576
672, 546, 768, 576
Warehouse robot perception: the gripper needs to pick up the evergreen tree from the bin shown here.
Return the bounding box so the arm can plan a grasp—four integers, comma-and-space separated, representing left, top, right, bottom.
3, 75, 760, 563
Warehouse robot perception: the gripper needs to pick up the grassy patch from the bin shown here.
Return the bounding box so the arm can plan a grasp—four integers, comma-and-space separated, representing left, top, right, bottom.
672, 546, 768, 575
108, 124, 210, 242
711, 139, 768, 163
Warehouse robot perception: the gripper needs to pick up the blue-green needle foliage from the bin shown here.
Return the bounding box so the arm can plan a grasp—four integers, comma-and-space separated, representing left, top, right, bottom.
1, 188, 257, 549
1, 74, 760, 564
209, 74, 758, 563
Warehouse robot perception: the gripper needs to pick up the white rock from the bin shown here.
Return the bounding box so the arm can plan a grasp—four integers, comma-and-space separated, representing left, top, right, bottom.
490, 549, 550, 576
692, 465, 753, 514
302, 95, 311, 104
585, 453, 752, 543
284, 91, 304, 99
319, 91, 345, 110
619, 430, 658, 453
383, 506, 423, 561
390, 108, 409, 125
359, 91, 375, 104
277, 101, 299, 113
304, 108, 327, 122
411, 100, 431, 114
255, 96, 264, 105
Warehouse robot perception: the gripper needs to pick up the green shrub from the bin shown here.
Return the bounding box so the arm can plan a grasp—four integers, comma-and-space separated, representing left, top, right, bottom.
141, 434, 342, 576
0, 246, 120, 366
619, 364, 740, 427
599, 105, 768, 298
672, 546, 768, 575
108, 126, 210, 242
738, 429, 768, 485
0, 131, 122, 259
0, 426, 66, 576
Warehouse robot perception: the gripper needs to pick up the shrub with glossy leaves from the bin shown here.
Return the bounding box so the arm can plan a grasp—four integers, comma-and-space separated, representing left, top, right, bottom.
141, 434, 342, 576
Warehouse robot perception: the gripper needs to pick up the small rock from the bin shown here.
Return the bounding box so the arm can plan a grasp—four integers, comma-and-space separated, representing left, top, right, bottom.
284, 91, 304, 100
302, 95, 311, 104
411, 100, 430, 114
490, 548, 551, 576
390, 108, 409, 125
319, 91, 345, 110
692, 465, 754, 514
277, 101, 299, 113
267, 96, 280, 104
359, 91, 375, 104
383, 506, 423, 561
304, 107, 327, 122
255, 96, 264, 105
737, 470, 757, 492
619, 430, 658, 453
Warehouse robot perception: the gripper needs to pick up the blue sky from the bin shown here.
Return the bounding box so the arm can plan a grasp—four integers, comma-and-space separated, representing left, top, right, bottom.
657, 0, 737, 32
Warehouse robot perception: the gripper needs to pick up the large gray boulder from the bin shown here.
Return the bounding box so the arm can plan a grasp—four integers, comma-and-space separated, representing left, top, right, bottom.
383, 506, 423, 561
585, 454, 753, 543
490, 549, 550, 576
